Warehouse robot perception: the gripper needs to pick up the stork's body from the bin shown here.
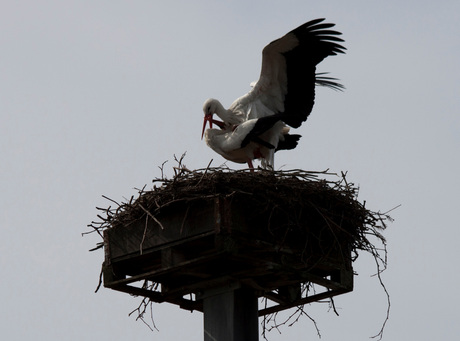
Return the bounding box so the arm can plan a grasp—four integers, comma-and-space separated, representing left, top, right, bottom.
201, 18, 346, 169
204, 118, 293, 169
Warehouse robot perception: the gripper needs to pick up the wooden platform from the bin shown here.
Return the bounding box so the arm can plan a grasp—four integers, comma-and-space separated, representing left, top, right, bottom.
103, 193, 354, 315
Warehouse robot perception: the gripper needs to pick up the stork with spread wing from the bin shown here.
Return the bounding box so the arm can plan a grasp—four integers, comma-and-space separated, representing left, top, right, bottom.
201, 18, 345, 170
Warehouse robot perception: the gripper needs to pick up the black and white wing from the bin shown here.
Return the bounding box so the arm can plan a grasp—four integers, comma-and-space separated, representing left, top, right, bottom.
231, 18, 346, 127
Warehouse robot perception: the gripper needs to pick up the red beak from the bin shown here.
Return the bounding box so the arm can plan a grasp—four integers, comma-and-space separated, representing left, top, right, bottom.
201, 114, 213, 139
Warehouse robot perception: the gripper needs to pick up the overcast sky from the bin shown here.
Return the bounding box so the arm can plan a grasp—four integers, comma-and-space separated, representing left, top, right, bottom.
1, 1, 459, 340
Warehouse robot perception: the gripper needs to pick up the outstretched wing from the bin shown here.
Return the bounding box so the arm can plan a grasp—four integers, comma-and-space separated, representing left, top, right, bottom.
246, 18, 346, 128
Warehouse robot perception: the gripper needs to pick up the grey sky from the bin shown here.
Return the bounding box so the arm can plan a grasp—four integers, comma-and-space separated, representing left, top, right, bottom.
1, 1, 459, 340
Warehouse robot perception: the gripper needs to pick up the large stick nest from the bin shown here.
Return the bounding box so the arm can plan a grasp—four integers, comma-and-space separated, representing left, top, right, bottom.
87, 162, 393, 339
90, 166, 389, 262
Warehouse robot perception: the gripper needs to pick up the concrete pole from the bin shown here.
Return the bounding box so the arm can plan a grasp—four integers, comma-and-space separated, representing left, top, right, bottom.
203, 287, 259, 341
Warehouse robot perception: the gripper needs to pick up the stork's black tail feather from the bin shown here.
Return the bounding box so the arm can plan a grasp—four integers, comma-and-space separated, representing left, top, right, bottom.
276, 134, 301, 151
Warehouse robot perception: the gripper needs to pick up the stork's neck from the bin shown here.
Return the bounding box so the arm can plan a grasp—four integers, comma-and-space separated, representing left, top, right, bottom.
210, 99, 228, 119
210, 99, 239, 125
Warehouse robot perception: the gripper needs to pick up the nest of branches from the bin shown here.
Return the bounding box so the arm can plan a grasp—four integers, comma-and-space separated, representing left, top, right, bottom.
87, 160, 393, 340
90, 165, 388, 259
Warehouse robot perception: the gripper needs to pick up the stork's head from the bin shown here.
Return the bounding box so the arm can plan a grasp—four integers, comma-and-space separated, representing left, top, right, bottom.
201, 98, 226, 139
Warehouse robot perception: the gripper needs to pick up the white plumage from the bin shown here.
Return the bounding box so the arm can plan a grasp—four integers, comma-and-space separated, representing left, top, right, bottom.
201, 18, 346, 170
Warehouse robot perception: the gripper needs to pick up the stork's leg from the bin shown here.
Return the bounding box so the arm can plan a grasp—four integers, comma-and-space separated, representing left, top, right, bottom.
247, 159, 255, 173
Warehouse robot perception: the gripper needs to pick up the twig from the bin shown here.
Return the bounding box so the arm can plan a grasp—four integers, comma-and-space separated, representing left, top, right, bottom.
102, 195, 120, 206
138, 204, 164, 230
196, 159, 213, 186
95, 265, 103, 293
158, 160, 168, 179
139, 214, 149, 255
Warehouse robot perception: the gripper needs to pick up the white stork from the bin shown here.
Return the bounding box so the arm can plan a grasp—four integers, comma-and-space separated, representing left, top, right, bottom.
201, 18, 346, 170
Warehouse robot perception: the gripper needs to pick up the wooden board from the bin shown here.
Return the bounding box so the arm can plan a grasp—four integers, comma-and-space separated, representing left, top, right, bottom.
103, 195, 354, 315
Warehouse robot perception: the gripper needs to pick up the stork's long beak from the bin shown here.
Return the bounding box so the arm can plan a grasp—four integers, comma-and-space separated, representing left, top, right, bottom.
201, 114, 213, 139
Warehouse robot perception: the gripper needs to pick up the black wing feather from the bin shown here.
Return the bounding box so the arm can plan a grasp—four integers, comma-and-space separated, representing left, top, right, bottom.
279, 19, 346, 128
